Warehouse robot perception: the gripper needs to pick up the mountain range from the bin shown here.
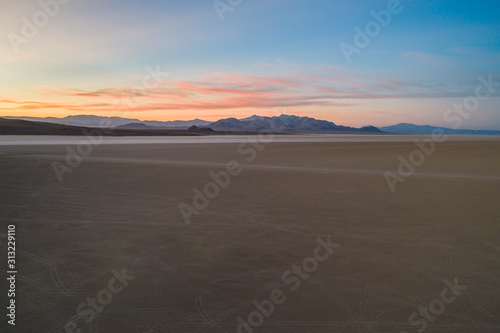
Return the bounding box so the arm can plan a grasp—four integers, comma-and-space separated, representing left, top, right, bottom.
3, 115, 500, 135
0, 118, 215, 136
208, 115, 382, 133
380, 123, 500, 135
3, 115, 210, 128
4, 114, 381, 133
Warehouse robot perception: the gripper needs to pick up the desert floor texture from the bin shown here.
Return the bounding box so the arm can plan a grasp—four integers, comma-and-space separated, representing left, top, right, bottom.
0, 134, 499, 333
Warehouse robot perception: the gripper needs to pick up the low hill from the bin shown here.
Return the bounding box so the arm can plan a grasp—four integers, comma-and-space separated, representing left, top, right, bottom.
116, 123, 156, 129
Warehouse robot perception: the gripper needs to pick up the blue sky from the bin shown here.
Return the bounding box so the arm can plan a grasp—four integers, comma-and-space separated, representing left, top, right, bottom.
1, 0, 499, 128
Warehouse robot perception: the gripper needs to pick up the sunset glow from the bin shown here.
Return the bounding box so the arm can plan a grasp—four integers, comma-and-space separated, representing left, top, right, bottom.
1, 0, 499, 129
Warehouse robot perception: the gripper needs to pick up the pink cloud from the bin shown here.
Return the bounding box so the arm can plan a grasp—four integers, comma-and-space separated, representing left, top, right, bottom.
2, 70, 464, 116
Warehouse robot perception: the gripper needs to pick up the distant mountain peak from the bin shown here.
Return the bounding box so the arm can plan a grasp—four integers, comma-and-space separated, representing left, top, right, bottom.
210, 114, 380, 133
240, 114, 264, 121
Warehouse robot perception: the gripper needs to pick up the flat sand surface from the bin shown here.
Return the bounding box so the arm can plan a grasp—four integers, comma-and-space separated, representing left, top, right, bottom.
0, 135, 499, 332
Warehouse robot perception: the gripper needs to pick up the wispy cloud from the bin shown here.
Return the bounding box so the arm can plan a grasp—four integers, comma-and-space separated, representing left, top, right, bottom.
447, 47, 483, 55
1, 68, 492, 116
401, 52, 453, 66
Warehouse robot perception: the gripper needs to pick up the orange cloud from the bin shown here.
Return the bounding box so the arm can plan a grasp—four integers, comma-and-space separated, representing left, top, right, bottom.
1, 71, 464, 119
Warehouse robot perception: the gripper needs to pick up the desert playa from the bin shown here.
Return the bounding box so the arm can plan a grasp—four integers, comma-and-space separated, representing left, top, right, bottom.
0, 134, 499, 332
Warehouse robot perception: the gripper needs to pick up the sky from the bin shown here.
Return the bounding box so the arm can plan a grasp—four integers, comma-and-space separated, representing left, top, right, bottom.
1, 0, 499, 129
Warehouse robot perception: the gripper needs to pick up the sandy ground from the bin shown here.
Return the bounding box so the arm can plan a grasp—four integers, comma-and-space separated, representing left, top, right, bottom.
0, 135, 499, 332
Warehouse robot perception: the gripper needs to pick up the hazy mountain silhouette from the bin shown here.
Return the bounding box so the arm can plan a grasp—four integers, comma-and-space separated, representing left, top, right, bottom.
0, 118, 215, 136
380, 123, 500, 135
4, 115, 210, 128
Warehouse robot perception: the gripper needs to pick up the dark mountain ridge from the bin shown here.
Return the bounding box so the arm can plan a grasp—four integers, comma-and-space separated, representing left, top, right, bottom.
208, 114, 383, 133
